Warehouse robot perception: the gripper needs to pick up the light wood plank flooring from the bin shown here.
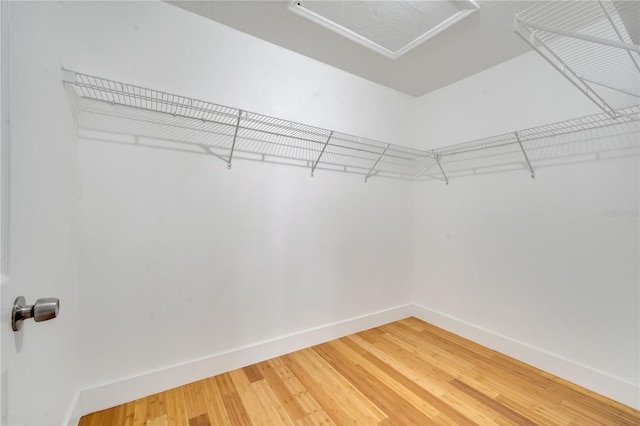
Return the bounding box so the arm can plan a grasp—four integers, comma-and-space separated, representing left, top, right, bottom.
79, 318, 640, 425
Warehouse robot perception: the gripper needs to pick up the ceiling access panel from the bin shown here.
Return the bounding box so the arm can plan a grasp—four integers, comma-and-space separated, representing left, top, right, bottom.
287, 0, 479, 59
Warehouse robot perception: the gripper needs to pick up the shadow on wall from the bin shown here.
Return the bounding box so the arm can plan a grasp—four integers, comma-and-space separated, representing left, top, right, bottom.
63, 79, 640, 183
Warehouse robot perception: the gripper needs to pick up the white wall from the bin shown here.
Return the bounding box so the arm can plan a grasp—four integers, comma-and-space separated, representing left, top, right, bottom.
0, 2, 80, 424
65, 3, 417, 148
2, 1, 416, 422
62, 0, 415, 404
6, 1, 639, 422
413, 51, 640, 408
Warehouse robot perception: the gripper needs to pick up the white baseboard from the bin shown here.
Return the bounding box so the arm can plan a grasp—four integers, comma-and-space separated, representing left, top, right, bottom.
67, 304, 413, 425
412, 304, 640, 410
67, 303, 639, 425
64, 391, 80, 426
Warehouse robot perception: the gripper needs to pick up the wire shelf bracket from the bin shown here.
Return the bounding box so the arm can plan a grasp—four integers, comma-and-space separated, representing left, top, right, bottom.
514, 131, 535, 179
514, 1, 640, 121
433, 153, 449, 185
227, 110, 243, 169
311, 131, 334, 177
364, 143, 389, 183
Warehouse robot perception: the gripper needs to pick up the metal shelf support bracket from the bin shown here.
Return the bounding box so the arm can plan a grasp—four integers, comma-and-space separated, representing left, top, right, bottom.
365, 144, 389, 183
311, 131, 334, 177
515, 132, 535, 179
433, 153, 449, 185
228, 110, 243, 169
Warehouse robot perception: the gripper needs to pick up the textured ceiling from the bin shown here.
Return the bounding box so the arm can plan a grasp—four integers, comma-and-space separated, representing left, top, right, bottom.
167, 1, 538, 97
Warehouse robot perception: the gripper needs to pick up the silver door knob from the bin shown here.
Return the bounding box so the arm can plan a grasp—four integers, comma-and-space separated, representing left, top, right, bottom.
11, 296, 60, 331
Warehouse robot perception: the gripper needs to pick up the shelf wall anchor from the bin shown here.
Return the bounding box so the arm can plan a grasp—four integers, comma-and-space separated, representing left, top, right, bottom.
514, 132, 535, 179
433, 153, 449, 185
311, 131, 334, 177
365, 144, 389, 183
228, 110, 243, 169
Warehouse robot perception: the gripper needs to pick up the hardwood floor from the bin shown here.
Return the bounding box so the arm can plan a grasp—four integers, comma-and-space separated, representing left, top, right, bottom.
79, 318, 640, 425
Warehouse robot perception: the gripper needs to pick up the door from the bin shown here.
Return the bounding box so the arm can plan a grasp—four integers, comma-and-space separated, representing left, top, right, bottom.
0, 1, 80, 424
1, 1, 9, 421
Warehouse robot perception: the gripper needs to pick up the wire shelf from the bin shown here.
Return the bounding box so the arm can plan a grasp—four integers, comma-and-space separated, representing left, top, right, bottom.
515, 1, 640, 119
63, 69, 639, 183
63, 69, 430, 181
423, 105, 640, 181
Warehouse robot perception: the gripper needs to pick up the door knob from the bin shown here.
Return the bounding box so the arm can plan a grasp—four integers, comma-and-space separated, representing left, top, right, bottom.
11, 296, 60, 331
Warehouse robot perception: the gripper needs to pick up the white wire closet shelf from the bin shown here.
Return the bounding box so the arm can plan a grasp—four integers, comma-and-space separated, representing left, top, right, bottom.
422, 105, 640, 182
62, 69, 640, 183
514, 1, 640, 120
62, 69, 430, 182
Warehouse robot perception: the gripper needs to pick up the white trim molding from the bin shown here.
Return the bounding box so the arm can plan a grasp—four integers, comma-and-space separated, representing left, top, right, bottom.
412, 304, 640, 410
287, 1, 479, 60
0, 0, 10, 280
67, 303, 639, 424
66, 305, 413, 425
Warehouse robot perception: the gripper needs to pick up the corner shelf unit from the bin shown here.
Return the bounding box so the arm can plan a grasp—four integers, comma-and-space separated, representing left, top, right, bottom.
514, 1, 640, 120
62, 69, 639, 184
